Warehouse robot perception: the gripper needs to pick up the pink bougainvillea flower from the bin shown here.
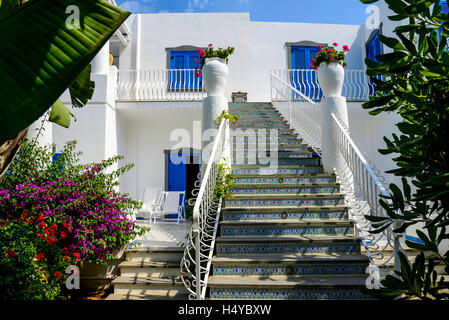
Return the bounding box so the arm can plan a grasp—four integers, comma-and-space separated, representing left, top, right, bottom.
333, 42, 338, 46
195, 59, 199, 63
318, 44, 322, 48
327, 48, 333, 53
54, 271, 61, 279
343, 45, 350, 52
208, 43, 213, 47
36, 252, 45, 261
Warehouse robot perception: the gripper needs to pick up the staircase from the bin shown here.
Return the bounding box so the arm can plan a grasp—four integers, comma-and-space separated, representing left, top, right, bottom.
106, 246, 188, 300
207, 102, 370, 300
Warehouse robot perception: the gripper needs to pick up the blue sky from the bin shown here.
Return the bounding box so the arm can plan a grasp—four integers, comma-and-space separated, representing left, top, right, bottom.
116, 0, 372, 25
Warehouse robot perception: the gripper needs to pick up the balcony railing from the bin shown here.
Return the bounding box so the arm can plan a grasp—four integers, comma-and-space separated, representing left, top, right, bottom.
116, 69, 205, 101
271, 69, 374, 102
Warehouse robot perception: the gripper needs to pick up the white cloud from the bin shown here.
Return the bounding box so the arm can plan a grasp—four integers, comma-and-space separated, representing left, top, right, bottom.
118, 0, 156, 13
186, 0, 210, 12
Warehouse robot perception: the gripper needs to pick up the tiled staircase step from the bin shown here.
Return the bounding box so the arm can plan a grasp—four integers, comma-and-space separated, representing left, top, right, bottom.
219, 220, 354, 237
222, 206, 349, 221
234, 174, 336, 184
231, 133, 298, 139
106, 292, 189, 300
212, 253, 369, 264
215, 235, 362, 255
208, 275, 370, 300
231, 184, 340, 195
232, 145, 311, 151
232, 151, 313, 157
231, 158, 320, 166
231, 139, 304, 145
225, 194, 345, 208
208, 275, 368, 287
232, 165, 323, 175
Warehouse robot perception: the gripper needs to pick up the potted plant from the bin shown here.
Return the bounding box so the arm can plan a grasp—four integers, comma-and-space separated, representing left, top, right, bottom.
311, 43, 350, 97
195, 44, 235, 97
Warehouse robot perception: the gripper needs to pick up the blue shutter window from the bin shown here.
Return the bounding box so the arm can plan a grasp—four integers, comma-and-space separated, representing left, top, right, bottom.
291, 46, 322, 100
366, 31, 383, 95
169, 51, 202, 90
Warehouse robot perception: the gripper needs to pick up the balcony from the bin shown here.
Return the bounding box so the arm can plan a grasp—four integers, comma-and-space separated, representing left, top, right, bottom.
116, 69, 373, 102
116, 69, 205, 101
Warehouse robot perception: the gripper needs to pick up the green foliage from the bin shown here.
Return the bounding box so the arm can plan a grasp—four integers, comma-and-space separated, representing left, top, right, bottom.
212, 110, 241, 127
360, 0, 449, 300
197, 44, 235, 69
0, 0, 130, 144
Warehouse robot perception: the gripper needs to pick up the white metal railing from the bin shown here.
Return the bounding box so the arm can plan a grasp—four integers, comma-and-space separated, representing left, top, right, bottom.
116, 69, 205, 101
331, 114, 402, 272
180, 119, 229, 300
271, 69, 374, 101
271, 72, 321, 155
270, 71, 402, 276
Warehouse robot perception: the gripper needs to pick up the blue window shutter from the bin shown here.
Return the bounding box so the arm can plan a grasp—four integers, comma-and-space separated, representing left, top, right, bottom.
292, 47, 306, 69
170, 51, 202, 89
291, 46, 322, 100
168, 154, 186, 192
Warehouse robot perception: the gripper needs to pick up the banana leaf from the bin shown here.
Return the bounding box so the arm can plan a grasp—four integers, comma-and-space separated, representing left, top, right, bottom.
0, 0, 130, 145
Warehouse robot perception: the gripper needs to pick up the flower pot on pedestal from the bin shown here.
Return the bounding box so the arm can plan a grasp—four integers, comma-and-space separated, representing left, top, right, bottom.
202, 58, 229, 97
317, 62, 345, 98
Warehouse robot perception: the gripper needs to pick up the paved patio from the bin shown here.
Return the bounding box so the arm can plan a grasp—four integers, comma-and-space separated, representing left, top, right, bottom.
132, 220, 192, 248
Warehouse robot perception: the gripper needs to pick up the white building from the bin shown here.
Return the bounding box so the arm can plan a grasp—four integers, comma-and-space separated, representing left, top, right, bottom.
31, 9, 402, 206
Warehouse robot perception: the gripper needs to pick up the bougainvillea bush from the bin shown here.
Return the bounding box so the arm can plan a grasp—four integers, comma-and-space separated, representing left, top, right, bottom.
0, 140, 146, 300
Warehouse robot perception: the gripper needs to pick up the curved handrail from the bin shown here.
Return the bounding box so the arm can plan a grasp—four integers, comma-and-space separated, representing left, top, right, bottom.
180, 119, 228, 300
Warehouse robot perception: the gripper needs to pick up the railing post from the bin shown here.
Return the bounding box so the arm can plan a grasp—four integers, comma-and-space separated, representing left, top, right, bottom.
195, 231, 201, 300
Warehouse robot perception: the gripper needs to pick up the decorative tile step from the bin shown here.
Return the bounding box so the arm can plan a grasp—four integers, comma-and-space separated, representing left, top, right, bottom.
222, 206, 348, 221
235, 115, 285, 119
212, 262, 368, 277
209, 276, 370, 300
232, 165, 323, 176
231, 158, 320, 166
232, 151, 313, 157
231, 138, 303, 145
225, 194, 344, 208
231, 134, 299, 140
231, 184, 340, 195
234, 175, 336, 185
215, 235, 362, 255
231, 125, 292, 130
232, 145, 310, 152
219, 220, 354, 237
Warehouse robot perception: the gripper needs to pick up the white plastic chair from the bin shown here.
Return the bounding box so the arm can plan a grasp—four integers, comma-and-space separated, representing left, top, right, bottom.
136, 187, 163, 221
153, 191, 186, 224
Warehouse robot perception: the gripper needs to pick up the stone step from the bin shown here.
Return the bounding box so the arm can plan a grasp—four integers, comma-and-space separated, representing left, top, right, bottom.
225, 194, 345, 208
232, 165, 323, 176
219, 220, 354, 237
118, 259, 180, 277
211, 254, 369, 277
231, 151, 313, 157
208, 275, 370, 300
222, 206, 349, 221
106, 292, 189, 300
231, 158, 320, 166
234, 174, 336, 185
125, 246, 184, 261
232, 145, 310, 152
231, 183, 340, 195
215, 235, 362, 255
112, 275, 187, 293
231, 134, 299, 140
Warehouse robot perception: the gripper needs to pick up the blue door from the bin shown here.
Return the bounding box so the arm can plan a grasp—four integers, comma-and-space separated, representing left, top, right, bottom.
169, 51, 202, 90
291, 46, 322, 100
168, 153, 187, 191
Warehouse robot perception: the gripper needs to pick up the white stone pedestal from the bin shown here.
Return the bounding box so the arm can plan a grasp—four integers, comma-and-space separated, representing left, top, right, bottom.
201, 96, 230, 163
320, 96, 349, 175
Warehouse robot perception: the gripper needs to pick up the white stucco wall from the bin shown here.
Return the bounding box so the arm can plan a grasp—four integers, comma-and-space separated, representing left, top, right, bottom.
119, 13, 363, 102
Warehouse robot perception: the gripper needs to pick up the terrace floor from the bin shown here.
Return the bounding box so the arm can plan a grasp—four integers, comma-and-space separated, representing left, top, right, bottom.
133, 220, 192, 248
